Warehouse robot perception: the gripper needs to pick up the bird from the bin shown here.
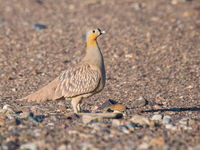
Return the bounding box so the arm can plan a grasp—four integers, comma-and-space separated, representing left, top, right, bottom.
23, 28, 106, 113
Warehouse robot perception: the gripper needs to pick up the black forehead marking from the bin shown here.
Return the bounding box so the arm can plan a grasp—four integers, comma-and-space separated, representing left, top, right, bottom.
97, 28, 101, 32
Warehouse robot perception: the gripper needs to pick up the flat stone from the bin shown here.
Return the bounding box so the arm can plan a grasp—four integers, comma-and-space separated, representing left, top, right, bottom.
20, 142, 39, 150
165, 124, 177, 131
162, 115, 171, 124
179, 118, 189, 126
138, 142, 149, 149
34, 24, 47, 30
112, 119, 121, 126
131, 115, 150, 125
132, 96, 148, 108
151, 114, 162, 121
58, 144, 68, 150
0, 116, 5, 126
150, 137, 165, 146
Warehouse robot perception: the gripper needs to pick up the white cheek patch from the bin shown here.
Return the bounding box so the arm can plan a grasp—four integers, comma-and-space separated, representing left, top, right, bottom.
86, 30, 92, 42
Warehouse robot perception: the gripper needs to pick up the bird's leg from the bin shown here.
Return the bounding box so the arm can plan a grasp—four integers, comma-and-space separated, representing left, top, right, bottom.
71, 96, 82, 113
77, 98, 83, 112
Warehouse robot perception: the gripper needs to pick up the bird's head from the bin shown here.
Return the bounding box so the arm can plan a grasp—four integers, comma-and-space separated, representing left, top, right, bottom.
86, 28, 106, 42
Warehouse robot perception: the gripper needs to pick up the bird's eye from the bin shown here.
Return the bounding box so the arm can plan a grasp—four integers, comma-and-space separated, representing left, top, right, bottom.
93, 30, 95, 33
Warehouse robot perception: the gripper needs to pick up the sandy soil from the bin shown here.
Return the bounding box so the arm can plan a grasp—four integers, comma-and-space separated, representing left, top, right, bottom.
0, 0, 199, 149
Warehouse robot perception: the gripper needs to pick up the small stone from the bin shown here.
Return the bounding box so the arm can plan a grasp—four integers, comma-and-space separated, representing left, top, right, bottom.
0, 109, 7, 114
58, 144, 68, 150
120, 125, 130, 134
179, 124, 192, 130
34, 24, 47, 30
179, 118, 189, 126
131, 2, 141, 11
12, 88, 17, 92
162, 115, 171, 124
99, 99, 117, 110
64, 112, 77, 120
82, 115, 96, 124
183, 10, 198, 17
151, 114, 162, 121
112, 119, 121, 126
138, 142, 149, 149
4, 141, 19, 150
3, 104, 14, 113
126, 122, 137, 131
28, 112, 45, 123
20, 142, 39, 150
153, 104, 162, 109
125, 54, 133, 58
19, 111, 30, 119
165, 124, 177, 131
131, 115, 150, 125
150, 137, 165, 146
132, 96, 148, 108
0, 116, 5, 126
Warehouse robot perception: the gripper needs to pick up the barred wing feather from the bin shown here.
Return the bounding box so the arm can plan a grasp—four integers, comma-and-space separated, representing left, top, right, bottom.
55, 64, 101, 98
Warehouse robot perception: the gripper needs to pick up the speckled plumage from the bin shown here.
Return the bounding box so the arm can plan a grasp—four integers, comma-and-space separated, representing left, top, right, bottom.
24, 28, 106, 113
55, 63, 101, 98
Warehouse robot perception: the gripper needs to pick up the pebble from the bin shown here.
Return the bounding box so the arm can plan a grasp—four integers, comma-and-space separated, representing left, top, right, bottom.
120, 125, 130, 134
112, 119, 121, 126
179, 124, 192, 130
64, 112, 78, 120
3, 104, 15, 113
34, 24, 47, 30
131, 115, 150, 125
0, 116, 5, 126
150, 137, 165, 146
162, 115, 171, 124
165, 124, 177, 131
126, 122, 137, 131
58, 144, 68, 150
99, 99, 117, 110
82, 115, 96, 124
20, 142, 39, 150
4, 141, 19, 150
132, 96, 148, 108
151, 114, 162, 121
138, 142, 149, 149
28, 112, 45, 123
19, 111, 30, 119
0, 109, 6, 114
131, 2, 141, 11
179, 118, 189, 126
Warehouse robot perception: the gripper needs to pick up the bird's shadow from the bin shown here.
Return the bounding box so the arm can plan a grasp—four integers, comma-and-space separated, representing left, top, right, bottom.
141, 107, 200, 113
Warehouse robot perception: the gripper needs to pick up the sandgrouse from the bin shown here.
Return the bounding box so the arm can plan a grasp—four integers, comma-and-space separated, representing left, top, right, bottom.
24, 28, 106, 113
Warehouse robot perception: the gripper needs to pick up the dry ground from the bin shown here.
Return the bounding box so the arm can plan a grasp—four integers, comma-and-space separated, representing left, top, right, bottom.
0, 0, 199, 149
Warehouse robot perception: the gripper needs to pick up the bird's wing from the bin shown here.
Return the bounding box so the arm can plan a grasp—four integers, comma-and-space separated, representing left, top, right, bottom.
55, 64, 101, 98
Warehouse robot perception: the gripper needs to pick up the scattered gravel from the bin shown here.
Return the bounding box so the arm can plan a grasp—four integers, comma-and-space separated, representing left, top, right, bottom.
0, 0, 199, 149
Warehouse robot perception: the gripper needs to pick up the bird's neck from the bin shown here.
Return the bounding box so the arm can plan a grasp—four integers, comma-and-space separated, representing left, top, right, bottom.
82, 39, 104, 69
86, 39, 97, 49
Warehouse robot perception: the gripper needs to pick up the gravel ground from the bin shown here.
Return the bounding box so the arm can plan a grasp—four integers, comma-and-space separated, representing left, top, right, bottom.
0, 0, 199, 149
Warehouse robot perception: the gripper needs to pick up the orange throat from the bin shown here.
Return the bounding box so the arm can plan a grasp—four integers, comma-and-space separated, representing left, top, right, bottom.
87, 39, 97, 49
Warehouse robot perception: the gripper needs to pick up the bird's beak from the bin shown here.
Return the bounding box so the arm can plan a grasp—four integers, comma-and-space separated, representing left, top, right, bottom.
100, 30, 106, 34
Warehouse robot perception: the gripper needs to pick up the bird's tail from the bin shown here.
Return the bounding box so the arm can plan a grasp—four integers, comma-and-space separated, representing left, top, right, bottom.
23, 78, 60, 103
